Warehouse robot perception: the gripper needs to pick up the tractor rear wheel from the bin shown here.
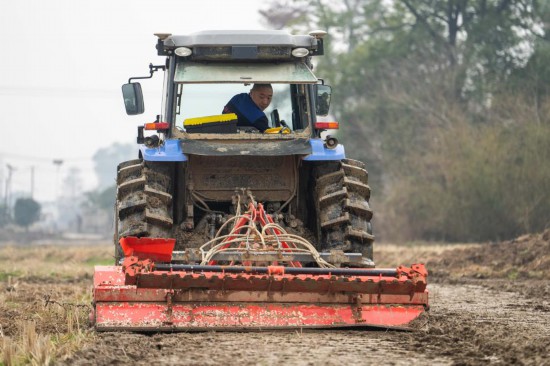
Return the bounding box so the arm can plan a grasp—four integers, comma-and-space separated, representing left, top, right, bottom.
314, 159, 374, 266
114, 159, 174, 263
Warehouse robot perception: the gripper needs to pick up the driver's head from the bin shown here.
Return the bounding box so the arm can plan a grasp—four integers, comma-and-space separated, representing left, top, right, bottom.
250, 84, 273, 111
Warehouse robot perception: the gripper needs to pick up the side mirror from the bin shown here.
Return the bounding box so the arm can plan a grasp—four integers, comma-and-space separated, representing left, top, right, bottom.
121, 83, 145, 115
316, 84, 332, 116
271, 109, 281, 127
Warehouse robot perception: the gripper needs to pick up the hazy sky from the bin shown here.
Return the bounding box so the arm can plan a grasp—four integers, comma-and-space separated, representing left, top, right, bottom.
0, 0, 266, 202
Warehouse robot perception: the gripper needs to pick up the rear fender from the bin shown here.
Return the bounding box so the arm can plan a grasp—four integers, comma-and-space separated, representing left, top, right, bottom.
140, 140, 187, 162
303, 139, 345, 161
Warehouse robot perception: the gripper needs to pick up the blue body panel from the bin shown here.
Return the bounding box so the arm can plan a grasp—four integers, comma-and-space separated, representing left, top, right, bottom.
140, 138, 344, 162
140, 139, 187, 161
302, 138, 345, 161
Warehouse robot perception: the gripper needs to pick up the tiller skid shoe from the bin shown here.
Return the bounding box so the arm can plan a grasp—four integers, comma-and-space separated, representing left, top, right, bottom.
92, 203, 429, 331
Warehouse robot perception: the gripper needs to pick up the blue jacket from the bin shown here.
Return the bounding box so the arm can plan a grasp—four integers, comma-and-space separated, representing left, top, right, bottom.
223, 93, 269, 132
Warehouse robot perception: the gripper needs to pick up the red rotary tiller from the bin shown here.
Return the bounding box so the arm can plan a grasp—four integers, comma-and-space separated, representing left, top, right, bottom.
91, 201, 428, 331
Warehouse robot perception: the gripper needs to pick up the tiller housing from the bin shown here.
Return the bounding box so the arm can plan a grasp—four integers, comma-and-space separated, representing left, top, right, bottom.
92, 202, 428, 331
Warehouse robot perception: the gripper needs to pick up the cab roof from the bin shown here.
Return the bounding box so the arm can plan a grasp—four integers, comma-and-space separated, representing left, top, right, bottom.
163, 30, 317, 49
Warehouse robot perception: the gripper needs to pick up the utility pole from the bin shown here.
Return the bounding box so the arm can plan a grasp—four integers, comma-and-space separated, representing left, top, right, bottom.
5, 164, 15, 214
52, 159, 63, 200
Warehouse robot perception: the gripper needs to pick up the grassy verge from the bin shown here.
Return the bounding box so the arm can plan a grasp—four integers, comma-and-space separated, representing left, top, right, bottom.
0, 243, 112, 365
373, 241, 479, 268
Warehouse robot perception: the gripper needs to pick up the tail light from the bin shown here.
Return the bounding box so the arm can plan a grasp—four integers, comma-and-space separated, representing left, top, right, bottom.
315, 122, 339, 130
144, 122, 169, 131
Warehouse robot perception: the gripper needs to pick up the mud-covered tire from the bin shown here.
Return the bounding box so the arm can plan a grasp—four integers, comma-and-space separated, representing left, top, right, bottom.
114, 159, 174, 263
314, 159, 374, 265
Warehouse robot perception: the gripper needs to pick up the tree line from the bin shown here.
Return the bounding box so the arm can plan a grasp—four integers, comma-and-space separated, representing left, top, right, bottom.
261, 0, 550, 242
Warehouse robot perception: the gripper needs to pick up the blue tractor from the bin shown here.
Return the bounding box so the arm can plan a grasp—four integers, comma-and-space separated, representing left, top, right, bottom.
90, 30, 429, 331
117, 30, 374, 268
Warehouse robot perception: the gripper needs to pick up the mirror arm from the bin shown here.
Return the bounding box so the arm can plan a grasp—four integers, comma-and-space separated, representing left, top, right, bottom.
128, 63, 166, 83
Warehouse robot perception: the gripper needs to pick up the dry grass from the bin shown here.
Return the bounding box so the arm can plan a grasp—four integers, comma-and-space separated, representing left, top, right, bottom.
376, 230, 550, 293
0, 243, 113, 279
373, 241, 480, 268
0, 242, 112, 365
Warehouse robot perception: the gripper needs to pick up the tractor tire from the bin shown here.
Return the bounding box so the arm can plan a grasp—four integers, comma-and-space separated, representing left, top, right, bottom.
314, 159, 374, 266
114, 159, 174, 263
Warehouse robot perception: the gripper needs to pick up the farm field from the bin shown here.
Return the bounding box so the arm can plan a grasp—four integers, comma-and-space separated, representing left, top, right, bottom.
1, 231, 549, 365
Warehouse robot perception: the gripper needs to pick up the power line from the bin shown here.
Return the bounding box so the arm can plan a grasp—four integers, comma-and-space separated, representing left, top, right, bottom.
0, 86, 121, 98
0, 151, 92, 163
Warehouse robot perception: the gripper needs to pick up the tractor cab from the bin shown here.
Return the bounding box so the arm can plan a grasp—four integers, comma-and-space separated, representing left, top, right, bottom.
121, 30, 334, 141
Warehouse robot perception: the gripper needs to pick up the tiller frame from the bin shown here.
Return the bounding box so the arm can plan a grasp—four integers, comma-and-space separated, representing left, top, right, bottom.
92, 202, 429, 331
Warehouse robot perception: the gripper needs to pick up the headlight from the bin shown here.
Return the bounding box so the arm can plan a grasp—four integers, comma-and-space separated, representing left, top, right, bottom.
175, 47, 193, 57
291, 48, 309, 57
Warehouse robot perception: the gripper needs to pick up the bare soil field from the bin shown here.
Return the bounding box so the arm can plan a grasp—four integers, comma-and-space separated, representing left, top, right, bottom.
1, 230, 549, 365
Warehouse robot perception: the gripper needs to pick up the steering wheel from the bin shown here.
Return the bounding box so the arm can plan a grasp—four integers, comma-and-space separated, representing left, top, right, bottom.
271, 109, 281, 127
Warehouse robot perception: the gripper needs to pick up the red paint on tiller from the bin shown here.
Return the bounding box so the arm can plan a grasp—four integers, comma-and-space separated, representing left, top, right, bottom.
95, 204, 429, 331
94, 302, 426, 330
92, 260, 429, 330
119, 237, 175, 262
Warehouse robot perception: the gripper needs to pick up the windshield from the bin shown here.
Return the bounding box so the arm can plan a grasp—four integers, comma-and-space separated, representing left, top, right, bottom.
175, 83, 302, 132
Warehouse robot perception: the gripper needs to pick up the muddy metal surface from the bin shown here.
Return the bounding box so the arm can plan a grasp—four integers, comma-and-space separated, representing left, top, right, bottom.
61, 280, 550, 366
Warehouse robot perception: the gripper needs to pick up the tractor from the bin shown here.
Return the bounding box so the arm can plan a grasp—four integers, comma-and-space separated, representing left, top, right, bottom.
91, 30, 428, 331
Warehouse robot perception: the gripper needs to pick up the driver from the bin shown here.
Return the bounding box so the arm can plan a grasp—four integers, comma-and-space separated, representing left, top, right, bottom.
222, 84, 272, 132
